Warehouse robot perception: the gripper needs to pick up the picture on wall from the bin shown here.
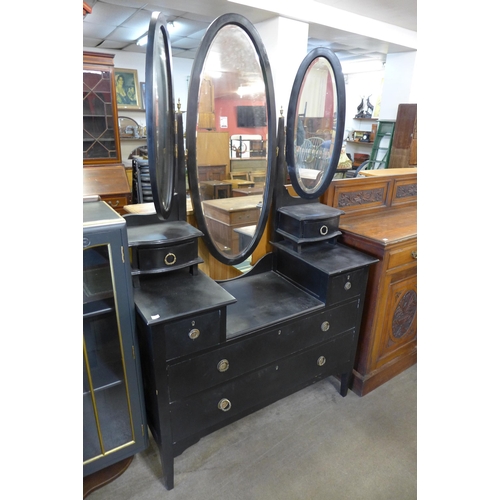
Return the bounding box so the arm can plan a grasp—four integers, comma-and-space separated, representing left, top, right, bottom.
115, 68, 142, 109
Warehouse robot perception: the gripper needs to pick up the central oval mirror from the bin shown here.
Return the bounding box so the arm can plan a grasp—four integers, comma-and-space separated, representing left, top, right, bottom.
286, 48, 345, 198
186, 14, 276, 266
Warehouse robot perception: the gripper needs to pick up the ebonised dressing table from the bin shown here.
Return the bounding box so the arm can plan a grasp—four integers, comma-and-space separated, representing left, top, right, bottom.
126, 12, 377, 490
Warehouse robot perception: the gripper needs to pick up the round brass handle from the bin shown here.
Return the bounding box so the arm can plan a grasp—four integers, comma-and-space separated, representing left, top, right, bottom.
319, 225, 329, 236
188, 328, 200, 340
164, 252, 177, 266
317, 356, 326, 366
411, 251, 417, 259
218, 398, 232, 412
321, 321, 330, 332
344, 281, 352, 290
217, 359, 229, 372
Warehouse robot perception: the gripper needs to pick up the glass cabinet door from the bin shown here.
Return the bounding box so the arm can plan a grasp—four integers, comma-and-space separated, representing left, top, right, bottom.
83, 53, 121, 164
83, 243, 134, 465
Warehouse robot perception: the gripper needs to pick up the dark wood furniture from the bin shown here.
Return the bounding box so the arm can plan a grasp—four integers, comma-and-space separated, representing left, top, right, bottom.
83, 165, 131, 215
83, 200, 148, 479
388, 104, 417, 169
83, 52, 122, 166
321, 169, 417, 396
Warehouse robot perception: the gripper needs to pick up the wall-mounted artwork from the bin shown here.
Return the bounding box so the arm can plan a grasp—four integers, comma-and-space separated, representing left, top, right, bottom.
115, 68, 142, 110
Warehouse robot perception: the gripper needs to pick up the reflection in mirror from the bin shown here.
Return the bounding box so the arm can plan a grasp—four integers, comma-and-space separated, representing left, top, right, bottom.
187, 16, 275, 265
287, 49, 345, 199
295, 57, 336, 193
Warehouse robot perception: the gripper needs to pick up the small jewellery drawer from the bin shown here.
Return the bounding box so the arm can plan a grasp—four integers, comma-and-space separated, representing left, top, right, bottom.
327, 268, 367, 305
168, 299, 359, 401
387, 241, 417, 270
169, 331, 355, 442
154, 310, 222, 361
137, 239, 199, 272
277, 203, 344, 241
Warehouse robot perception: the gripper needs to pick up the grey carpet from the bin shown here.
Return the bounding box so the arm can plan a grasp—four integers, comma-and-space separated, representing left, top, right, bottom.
87, 364, 417, 500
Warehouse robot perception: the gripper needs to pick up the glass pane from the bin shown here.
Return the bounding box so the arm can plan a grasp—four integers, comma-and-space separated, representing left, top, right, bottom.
83, 245, 133, 464
83, 68, 119, 161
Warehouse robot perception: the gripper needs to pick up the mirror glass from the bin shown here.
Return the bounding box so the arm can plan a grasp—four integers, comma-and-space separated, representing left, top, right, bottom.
187, 15, 276, 265
145, 12, 176, 219
286, 49, 345, 198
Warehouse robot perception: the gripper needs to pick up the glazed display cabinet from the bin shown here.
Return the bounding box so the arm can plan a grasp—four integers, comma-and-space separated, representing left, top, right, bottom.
83, 200, 148, 477
83, 52, 122, 165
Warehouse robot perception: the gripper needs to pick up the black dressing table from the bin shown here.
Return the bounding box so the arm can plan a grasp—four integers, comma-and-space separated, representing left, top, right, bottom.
127, 12, 377, 490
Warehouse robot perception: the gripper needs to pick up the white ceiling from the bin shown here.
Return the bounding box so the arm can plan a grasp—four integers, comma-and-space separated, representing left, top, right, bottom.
83, 0, 417, 64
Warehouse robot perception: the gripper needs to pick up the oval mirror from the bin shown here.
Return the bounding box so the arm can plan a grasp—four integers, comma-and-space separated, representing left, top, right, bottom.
145, 12, 176, 219
286, 48, 345, 199
186, 14, 276, 266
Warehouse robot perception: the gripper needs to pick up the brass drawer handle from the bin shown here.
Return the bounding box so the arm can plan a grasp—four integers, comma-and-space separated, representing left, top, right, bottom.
344, 281, 352, 291
188, 328, 200, 340
218, 398, 232, 412
411, 251, 417, 259
217, 359, 229, 372
107, 200, 120, 207
164, 252, 177, 266
321, 321, 330, 332
317, 356, 326, 366
319, 225, 329, 236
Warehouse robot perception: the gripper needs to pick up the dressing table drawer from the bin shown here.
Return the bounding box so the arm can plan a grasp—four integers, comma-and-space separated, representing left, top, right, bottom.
170, 331, 355, 443
137, 239, 199, 272
154, 310, 223, 361
168, 300, 358, 401
327, 268, 367, 305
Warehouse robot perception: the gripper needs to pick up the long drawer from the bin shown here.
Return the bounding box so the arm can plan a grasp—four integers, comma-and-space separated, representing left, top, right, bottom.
168, 299, 359, 402
169, 330, 355, 443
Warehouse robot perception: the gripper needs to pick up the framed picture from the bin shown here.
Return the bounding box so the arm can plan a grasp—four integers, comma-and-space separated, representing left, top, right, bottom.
115, 68, 142, 110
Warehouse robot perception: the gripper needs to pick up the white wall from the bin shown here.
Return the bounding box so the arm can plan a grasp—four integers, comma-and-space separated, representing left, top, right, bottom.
378, 51, 418, 120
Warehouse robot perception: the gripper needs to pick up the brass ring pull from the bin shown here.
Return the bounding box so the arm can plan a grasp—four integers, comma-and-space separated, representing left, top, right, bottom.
321, 321, 330, 332
188, 328, 200, 340
319, 225, 329, 236
218, 398, 232, 412
217, 359, 229, 372
344, 281, 352, 290
164, 252, 177, 266
411, 251, 417, 259
317, 356, 326, 366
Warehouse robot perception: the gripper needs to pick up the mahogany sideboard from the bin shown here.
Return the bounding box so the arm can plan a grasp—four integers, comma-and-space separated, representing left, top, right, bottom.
321, 169, 417, 396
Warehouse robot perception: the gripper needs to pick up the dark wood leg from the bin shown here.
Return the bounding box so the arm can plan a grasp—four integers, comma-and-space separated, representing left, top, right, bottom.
83, 456, 133, 498
340, 372, 349, 397
159, 443, 175, 490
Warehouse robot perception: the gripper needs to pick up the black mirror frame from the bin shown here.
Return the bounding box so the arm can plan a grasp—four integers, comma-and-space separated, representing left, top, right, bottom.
286, 48, 346, 199
145, 11, 176, 220
186, 13, 277, 266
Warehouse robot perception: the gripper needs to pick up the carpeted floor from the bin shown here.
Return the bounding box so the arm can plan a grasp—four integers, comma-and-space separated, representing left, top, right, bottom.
86, 364, 417, 500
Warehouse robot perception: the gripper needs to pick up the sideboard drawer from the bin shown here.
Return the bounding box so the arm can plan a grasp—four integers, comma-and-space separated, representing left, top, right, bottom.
387, 241, 417, 270
170, 331, 355, 442
168, 300, 358, 401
